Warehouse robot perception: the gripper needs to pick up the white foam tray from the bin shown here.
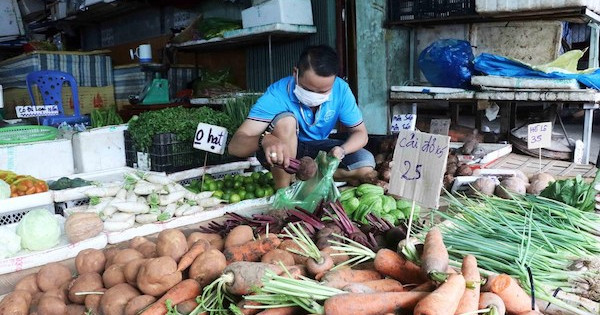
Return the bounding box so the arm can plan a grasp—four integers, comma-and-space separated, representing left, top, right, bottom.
0, 215, 107, 275
0, 192, 53, 213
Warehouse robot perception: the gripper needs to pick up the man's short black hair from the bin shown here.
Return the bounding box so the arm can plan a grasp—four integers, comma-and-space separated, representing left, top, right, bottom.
296, 45, 338, 77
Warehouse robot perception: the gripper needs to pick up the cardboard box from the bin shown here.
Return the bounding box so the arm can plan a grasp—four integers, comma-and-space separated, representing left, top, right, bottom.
242, 0, 313, 29
2, 85, 116, 118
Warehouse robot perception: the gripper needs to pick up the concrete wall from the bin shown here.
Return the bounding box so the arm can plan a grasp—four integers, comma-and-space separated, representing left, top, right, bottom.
355, 0, 409, 135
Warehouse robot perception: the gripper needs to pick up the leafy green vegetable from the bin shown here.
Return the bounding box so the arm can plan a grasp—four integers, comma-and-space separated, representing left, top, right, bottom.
16, 209, 61, 251
91, 106, 123, 128
224, 94, 261, 131
0, 180, 9, 200
197, 18, 241, 40
127, 106, 235, 151
539, 175, 595, 211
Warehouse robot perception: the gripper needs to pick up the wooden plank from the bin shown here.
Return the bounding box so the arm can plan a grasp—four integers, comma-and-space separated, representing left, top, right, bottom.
486, 153, 597, 177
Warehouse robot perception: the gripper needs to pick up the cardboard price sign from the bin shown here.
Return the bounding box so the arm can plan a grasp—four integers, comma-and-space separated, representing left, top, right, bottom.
390, 114, 416, 133
193, 123, 228, 154
429, 119, 451, 135
527, 122, 552, 149
388, 130, 450, 209
15, 105, 59, 118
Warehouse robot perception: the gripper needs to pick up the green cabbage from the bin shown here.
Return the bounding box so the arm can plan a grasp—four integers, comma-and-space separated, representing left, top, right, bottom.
0, 180, 9, 200
16, 209, 61, 251
0, 228, 21, 258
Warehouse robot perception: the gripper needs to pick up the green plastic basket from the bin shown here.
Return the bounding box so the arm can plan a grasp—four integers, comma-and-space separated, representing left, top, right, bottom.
0, 126, 59, 145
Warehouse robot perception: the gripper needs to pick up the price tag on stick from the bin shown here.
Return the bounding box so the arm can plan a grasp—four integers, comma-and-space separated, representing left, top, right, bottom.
387, 130, 450, 210
15, 105, 59, 118
527, 122, 552, 172
429, 119, 451, 135
193, 123, 228, 155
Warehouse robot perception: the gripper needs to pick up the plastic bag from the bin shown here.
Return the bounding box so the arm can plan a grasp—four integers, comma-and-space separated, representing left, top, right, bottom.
272, 151, 340, 213
418, 39, 474, 88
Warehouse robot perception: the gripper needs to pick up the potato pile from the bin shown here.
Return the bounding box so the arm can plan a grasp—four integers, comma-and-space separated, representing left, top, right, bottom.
467, 172, 556, 199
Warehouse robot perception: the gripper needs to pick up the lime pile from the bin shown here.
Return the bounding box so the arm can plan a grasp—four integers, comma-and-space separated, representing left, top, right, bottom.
185, 171, 276, 204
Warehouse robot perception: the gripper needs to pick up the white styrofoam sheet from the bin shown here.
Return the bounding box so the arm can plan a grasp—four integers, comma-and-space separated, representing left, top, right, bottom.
471, 76, 580, 90
167, 161, 251, 182
0, 192, 53, 213
0, 139, 74, 180
476, 0, 600, 14
241, 0, 313, 29
0, 215, 107, 275
450, 142, 513, 164
72, 124, 128, 173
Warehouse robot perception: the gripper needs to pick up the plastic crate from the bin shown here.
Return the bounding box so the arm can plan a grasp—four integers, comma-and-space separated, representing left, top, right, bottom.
54, 198, 89, 216
388, 0, 476, 22
124, 131, 242, 173
0, 204, 54, 226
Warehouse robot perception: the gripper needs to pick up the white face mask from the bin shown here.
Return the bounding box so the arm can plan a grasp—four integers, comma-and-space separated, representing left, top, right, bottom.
293, 75, 330, 107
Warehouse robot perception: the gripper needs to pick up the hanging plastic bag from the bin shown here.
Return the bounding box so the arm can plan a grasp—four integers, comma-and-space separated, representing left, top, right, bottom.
418, 39, 474, 89
272, 151, 340, 213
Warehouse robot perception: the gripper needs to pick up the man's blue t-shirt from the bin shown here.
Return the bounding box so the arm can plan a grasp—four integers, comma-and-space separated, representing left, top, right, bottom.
247, 76, 363, 142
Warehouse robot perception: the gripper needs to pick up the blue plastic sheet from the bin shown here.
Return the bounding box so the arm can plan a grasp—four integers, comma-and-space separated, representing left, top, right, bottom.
474, 53, 600, 90
418, 39, 474, 89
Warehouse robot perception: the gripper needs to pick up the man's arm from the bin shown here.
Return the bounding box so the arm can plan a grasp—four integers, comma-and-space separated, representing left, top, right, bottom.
228, 119, 269, 158
330, 122, 368, 159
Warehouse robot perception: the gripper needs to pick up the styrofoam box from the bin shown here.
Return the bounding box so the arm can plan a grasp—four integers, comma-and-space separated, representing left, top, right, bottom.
476, 0, 600, 14
242, 0, 313, 29
0, 215, 108, 275
0, 139, 74, 180
72, 124, 128, 173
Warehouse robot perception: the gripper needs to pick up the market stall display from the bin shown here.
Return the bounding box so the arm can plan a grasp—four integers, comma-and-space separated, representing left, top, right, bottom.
0, 171, 48, 198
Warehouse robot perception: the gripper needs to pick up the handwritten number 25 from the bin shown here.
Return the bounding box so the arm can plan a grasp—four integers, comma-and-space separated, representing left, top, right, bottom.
402, 161, 422, 180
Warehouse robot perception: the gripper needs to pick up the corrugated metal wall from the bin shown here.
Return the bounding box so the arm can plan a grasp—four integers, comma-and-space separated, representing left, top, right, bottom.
245, 1, 337, 91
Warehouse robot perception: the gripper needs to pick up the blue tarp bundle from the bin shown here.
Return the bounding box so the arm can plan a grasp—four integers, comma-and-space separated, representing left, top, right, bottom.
474, 53, 600, 90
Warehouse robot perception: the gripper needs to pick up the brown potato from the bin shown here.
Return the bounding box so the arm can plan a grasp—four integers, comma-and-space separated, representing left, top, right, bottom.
68, 272, 103, 304
66, 304, 86, 315
187, 232, 224, 251
112, 248, 144, 265
75, 248, 106, 274
129, 236, 150, 249
44, 282, 70, 304
137, 241, 157, 258
124, 295, 156, 315
15, 273, 40, 295
37, 295, 67, 315
29, 291, 44, 313
225, 225, 254, 249
156, 229, 188, 263
103, 247, 121, 269
124, 258, 148, 285
84, 288, 106, 314
261, 249, 295, 266
189, 249, 227, 287
137, 256, 182, 296
36, 263, 72, 292
100, 283, 140, 315
0, 290, 32, 315
102, 264, 126, 288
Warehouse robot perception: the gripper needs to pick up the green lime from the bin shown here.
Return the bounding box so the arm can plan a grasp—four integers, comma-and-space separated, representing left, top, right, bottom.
212, 190, 223, 198
234, 174, 244, 182
222, 193, 231, 201
201, 182, 209, 191
251, 172, 261, 181
224, 174, 233, 181
266, 172, 273, 180
224, 188, 233, 194
255, 187, 265, 198
224, 180, 233, 189
238, 190, 247, 199
216, 181, 224, 190
204, 174, 214, 181
245, 192, 255, 200
233, 181, 242, 189
244, 176, 253, 184
229, 193, 241, 203
245, 183, 256, 193
264, 187, 275, 197
208, 182, 218, 191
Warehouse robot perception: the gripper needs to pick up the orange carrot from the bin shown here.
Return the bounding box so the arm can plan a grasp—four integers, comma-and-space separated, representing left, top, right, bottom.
224, 235, 282, 263
374, 248, 428, 285
455, 255, 481, 314
323, 291, 429, 315
359, 279, 405, 293
489, 274, 535, 315
305, 252, 334, 277
420, 227, 449, 282
177, 239, 210, 272
140, 279, 201, 315
413, 274, 466, 315
479, 292, 506, 315
256, 306, 301, 315
481, 274, 498, 292
320, 269, 382, 289
411, 281, 436, 292
176, 298, 199, 315
517, 311, 541, 315
236, 298, 263, 315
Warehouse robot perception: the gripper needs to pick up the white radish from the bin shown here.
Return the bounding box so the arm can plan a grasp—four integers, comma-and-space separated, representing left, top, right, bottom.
185, 191, 214, 202
86, 197, 113, 213
134, 180, 157, 195
126, 190, 137, 202
159, 190, 187, 206
112, 202, 150, 214
115, 188, 127, 201
137, 196, 148, 205
105, 212, 134, 222
182, 206, 204, 216
101, 205, 118, 218
145, 174, 172, 185
163, 203, 178, 217
85, 185, 120, 198
135, 213, 159, 224
197, 197, 223, 208
104, 216, 135, 232
174, 204, 191, 217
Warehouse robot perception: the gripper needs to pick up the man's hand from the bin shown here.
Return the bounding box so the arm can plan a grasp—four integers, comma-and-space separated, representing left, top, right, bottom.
262, 134, 291, 168
329, 146, 346, 160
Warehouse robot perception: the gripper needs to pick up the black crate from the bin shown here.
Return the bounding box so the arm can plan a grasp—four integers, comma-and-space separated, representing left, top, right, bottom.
388, 0, 476, 22
124, 131, 242, 173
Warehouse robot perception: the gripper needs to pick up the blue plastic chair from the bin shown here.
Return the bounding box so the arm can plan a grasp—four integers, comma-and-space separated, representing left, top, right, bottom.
26, 70, 90, 126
